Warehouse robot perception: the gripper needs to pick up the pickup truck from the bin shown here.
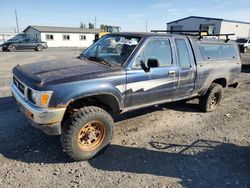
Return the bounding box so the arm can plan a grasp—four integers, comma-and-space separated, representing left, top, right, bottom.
11, 32, 241, 161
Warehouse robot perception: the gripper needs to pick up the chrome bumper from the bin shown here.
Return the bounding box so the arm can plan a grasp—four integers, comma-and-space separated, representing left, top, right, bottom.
11, 84, 66, 134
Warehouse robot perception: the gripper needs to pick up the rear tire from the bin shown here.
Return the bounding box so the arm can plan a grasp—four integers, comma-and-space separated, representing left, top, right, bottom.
61, 106, 115, 161
199, 83, 223, 112
244, 47, 247, 53
35, 45, 43, 51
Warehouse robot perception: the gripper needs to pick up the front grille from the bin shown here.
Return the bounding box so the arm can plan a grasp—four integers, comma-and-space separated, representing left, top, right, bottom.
13, 77, 25, 96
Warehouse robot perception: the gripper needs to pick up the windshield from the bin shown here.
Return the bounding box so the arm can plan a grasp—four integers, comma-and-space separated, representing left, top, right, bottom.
7, 38, 23, 43
81, 35, 141, 65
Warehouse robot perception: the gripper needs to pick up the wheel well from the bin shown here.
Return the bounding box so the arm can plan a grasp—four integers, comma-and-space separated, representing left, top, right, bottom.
212, 78, 227, 88
62, 94, 120, 126
66, 94, 120, 114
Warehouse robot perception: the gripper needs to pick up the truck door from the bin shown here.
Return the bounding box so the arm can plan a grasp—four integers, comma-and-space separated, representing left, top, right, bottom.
173, 37, 196, 100
125, 37, 179, 108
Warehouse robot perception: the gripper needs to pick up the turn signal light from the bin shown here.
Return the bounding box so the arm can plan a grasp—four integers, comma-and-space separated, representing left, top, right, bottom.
41, 93, 49, 106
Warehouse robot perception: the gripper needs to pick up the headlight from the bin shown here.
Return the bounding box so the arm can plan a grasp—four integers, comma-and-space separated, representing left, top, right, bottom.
30, 90, 53, 108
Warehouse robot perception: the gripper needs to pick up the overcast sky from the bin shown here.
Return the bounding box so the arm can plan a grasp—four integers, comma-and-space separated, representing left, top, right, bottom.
0, 0, 249, 32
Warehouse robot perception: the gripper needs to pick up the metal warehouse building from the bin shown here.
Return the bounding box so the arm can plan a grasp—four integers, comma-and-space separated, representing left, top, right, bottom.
167, 16, 250, 40
23, 26, 101, 48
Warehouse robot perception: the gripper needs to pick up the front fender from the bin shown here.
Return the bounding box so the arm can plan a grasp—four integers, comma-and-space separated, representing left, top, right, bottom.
49, 78, 125, 109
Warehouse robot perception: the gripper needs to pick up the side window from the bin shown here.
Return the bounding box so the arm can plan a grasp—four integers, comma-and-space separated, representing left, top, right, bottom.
30, 39, 37, 43
63, 35, 70, 40
23, 39, 29, 43
175, 39, 191, 69
46, 34, 54, 40
200, 44, 237, 60
80, 35, 87, 40
134, 38, 172, 68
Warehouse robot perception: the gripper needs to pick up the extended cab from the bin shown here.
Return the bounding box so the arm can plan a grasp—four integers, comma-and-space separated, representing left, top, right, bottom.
11, 33, 241, 161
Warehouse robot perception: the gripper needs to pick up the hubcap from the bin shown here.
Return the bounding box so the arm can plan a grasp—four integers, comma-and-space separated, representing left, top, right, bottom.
77, 121, 105, 151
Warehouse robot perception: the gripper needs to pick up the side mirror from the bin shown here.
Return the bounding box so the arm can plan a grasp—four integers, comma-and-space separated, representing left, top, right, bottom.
140, 58, 159, 73
147, 58, 159, 69
140, 60, 150, 72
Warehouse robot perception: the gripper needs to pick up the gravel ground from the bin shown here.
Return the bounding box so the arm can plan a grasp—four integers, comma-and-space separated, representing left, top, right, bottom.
0, 48, 249, 188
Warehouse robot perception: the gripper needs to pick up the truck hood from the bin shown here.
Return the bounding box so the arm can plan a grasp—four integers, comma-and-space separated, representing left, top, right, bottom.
13, 57, 123, 87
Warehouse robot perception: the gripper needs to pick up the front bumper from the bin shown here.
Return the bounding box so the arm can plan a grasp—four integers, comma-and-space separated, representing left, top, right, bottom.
11, 84, 66, 135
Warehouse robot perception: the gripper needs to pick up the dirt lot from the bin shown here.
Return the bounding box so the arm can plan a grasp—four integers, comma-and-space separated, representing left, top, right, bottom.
0, 48, 249, 188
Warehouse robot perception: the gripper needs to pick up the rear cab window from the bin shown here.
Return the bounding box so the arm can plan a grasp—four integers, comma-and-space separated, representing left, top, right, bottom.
199, 43, 238, 60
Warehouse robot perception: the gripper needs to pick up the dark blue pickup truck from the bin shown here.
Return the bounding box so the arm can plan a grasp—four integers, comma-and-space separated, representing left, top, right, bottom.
11, 32, 241, 161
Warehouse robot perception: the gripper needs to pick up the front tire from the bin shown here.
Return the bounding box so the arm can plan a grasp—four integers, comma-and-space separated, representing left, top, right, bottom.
199, 83, 223, 112
8, 45, 17, 52
115, 44, 123, 54
61, 106, 115, 161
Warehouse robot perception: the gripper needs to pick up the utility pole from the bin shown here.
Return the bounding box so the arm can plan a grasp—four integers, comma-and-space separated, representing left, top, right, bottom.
15, 9, 19, 33
94, 17, 97, 29
248, 25, 250, 38
145, 20, 148, 32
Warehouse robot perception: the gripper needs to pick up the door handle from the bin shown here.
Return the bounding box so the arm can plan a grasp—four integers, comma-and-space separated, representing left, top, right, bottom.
168, 70, 176, 75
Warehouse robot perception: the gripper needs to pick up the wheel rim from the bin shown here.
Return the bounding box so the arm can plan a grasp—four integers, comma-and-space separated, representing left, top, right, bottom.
116, 45, 122, 53
209, 92, 220, 110
77, 121, 105, 151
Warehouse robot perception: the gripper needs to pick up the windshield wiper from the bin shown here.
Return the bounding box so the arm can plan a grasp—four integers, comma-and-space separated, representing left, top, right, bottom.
87, 56, 112, 67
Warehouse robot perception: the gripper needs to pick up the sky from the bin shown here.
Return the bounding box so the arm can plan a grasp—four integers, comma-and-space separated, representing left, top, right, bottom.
0, 0, 249, 33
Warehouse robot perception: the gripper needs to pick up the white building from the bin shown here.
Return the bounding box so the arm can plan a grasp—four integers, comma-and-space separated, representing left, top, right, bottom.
23, 26, 101, 48
167, 16, 250, 40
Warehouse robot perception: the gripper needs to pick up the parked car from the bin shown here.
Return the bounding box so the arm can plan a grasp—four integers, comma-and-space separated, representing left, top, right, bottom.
236, 38, 250, 53
99, 36, 136, 54
2, 38, 48, 52
11, 33, 241, 161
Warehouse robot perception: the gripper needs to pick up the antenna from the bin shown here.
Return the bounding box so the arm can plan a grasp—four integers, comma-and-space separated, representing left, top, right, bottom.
15, 9, 19, 33
146, 20, 148, 32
